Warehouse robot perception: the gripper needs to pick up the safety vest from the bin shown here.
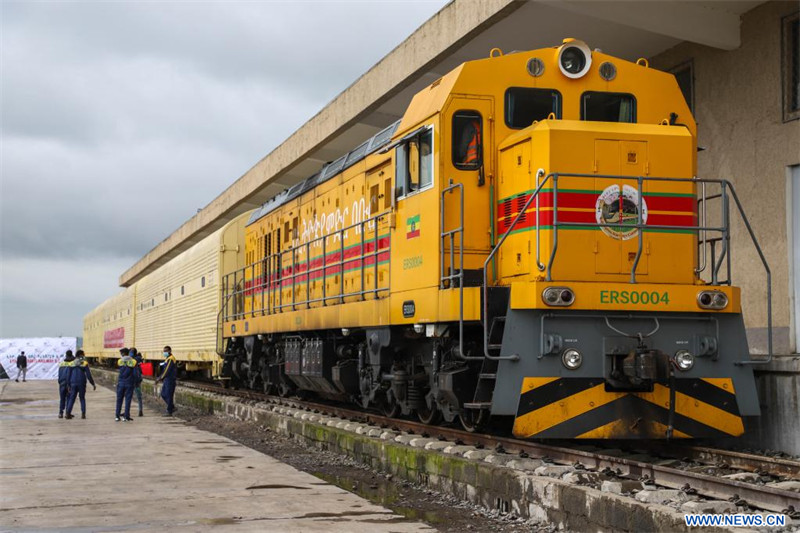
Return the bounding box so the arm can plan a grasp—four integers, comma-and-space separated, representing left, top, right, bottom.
464, 120, 481, 164
160, 355, 177, 381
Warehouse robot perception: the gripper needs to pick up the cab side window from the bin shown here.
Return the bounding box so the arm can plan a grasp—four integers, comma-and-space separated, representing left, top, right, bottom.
396, 127, 433, 198
452, 111, 482, 170
581, 92, 636, 123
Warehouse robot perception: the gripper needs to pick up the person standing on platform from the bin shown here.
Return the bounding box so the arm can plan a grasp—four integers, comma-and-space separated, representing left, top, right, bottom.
155, 346, 177, 416
65, 350, 96, 419
58, 350, 75, 418
115, 348, 136, 422
15, 351, 27, 382
131, 348, 144, 417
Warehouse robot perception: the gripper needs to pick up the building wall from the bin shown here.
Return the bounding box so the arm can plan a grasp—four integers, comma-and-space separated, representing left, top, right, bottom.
746, 358, 800, 454
652, 1, 800, 354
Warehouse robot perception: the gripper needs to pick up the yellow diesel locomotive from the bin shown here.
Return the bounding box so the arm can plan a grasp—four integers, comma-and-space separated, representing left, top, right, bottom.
220, 39, 767, 439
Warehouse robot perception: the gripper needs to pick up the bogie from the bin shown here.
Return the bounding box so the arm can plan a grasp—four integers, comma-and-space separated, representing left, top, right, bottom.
221, 325, 483, 422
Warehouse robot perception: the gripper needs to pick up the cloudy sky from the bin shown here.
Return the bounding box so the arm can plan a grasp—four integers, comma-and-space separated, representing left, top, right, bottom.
0, 0, 448, 338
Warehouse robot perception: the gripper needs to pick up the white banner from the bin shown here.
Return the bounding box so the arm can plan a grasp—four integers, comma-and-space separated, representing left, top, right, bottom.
0, 337, 78, 380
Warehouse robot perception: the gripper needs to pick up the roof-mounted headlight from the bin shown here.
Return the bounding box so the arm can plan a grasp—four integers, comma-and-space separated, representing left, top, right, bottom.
557, 39, 592, 79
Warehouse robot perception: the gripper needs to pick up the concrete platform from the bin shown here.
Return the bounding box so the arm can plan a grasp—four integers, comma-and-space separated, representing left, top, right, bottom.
0, 381, 434, 532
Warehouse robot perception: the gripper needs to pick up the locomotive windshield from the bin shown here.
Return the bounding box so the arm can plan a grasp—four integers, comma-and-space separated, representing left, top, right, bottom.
504, 87, 561, 128
581, 91, 636, 123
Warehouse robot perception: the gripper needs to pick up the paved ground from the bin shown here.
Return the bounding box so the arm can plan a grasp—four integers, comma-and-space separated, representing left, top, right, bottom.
0, 380, 434, 532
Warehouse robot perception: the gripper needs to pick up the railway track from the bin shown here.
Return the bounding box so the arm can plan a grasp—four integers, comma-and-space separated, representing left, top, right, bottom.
174, 379, 800, 514
641, 443, 800, 479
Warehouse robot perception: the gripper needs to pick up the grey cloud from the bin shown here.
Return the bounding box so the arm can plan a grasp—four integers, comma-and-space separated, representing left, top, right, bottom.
1, 136, 245, 259
2, 1, 446, 260
3, 1, 445, 149
3, 2, 441, 106
0, 256, 135, 337
0, 1, 447, 337
3, 50, 324, 151
1, 297, 95, 338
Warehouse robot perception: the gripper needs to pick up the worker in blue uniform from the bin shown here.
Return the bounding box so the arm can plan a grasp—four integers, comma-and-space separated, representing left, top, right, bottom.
116, 348, 137, 422
58, 350, 75, 418
65, 350, 96, 419
131, 348, 144, 417
155, 345, 177, 416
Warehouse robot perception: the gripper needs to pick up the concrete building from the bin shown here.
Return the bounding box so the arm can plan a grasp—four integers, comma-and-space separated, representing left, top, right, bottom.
115, 1, 799, 451
649, 2, 799, 453
652, 1, 799, 355
651, 2, 800, 454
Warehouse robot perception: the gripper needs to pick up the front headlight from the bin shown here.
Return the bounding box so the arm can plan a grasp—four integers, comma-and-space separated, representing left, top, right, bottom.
562, 349, 583, 370
557, 39, 592, 79
542, 286, 575, 307
673, 350, 695, 371
697, 290, 729, 310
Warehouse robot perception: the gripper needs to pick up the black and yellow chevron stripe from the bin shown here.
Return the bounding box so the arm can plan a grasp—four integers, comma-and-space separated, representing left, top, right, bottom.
512, 377, 743, 439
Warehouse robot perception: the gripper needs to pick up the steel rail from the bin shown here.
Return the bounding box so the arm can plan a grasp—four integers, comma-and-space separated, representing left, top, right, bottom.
643, 443, 800, 480
170, 378, 800, 514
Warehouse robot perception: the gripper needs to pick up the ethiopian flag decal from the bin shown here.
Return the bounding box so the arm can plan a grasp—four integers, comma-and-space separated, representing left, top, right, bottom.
406, 214, 420, 239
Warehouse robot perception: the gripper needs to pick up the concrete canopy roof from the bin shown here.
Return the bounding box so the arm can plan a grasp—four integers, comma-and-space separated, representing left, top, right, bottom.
120, 0, 762, 287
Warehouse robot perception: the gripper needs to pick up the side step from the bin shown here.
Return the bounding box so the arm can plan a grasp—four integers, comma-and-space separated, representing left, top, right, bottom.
468, 315, 506, 410
487, 316, 506, 355
463, 402, 492, 410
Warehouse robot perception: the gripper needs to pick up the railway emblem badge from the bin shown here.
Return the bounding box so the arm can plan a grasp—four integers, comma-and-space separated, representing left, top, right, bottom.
595, 184, 648, 240
406, 214, 420, 239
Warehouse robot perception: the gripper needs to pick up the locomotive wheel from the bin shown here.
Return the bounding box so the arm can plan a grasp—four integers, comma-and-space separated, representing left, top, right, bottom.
262, 381, 277, 395
381, 397, 401, 418
416, 399, 442, 425
295, 389, 310, 400
278, 382, 293, 398
459, 408, 489, 433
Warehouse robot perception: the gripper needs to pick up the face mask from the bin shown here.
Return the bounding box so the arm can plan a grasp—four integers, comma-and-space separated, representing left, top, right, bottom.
163, 352, 169, 357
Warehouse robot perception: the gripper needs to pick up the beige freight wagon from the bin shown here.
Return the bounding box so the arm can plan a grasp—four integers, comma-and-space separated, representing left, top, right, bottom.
83, 212, 250, 377
83, 286, 136, 359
